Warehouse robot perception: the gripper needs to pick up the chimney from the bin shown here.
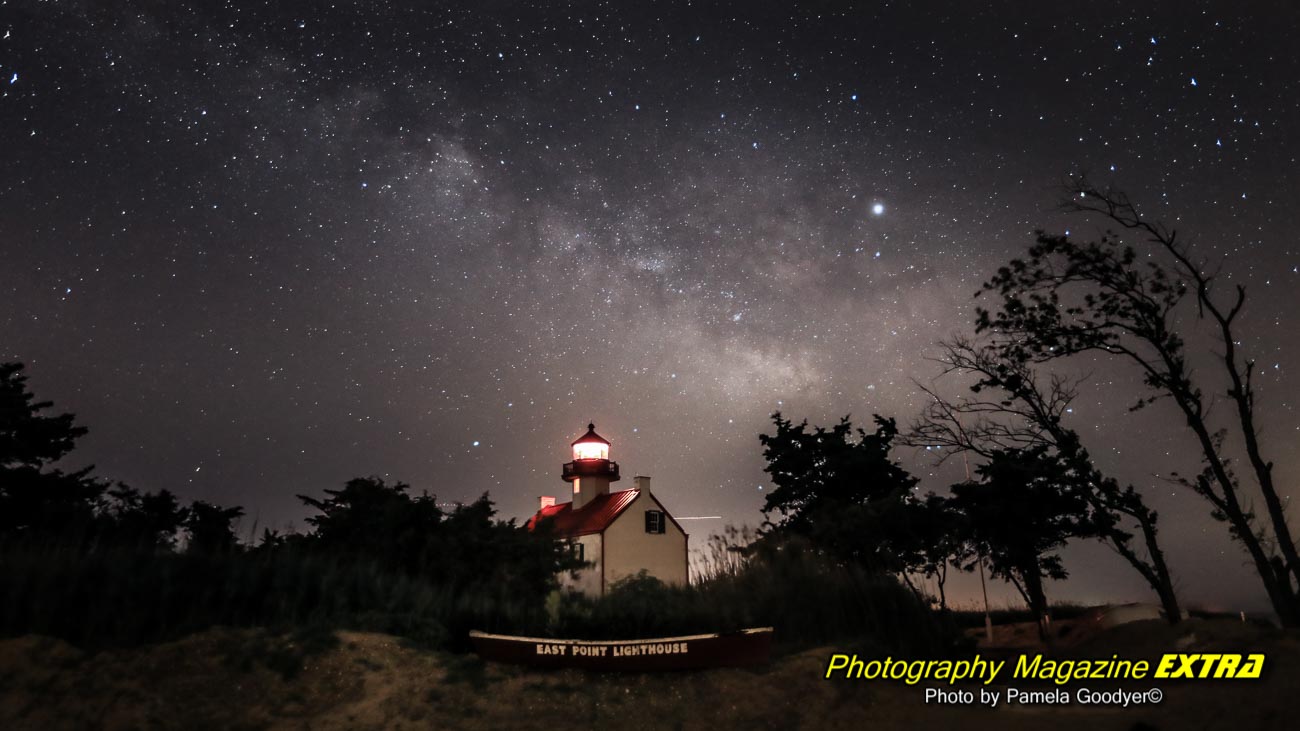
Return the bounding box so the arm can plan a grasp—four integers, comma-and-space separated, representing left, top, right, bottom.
634, 475, 651, 493
539, 496, 556, 510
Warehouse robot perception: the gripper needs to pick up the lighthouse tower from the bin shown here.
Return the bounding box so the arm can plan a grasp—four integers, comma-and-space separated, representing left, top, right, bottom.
562, 423, 620, 509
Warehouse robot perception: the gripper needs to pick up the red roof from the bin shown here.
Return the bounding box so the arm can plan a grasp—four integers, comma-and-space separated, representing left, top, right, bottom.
571, 423, 611, 447
527, 488, 641, 537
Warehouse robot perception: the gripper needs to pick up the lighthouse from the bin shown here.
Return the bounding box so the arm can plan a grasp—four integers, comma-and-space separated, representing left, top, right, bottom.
563, 423, 620, 509
529, 423, 688, 596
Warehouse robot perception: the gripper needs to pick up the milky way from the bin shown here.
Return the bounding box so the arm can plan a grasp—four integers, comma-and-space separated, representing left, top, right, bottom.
3, 2, 1298, 610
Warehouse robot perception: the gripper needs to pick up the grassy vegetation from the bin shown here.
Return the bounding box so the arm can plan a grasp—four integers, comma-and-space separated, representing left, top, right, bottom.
554, 554, 952, 655
0, 546, 460, 650
0, 532, 956, 657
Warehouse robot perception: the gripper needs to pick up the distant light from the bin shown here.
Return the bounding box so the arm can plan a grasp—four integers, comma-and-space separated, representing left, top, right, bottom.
872, 203, 885, 215
1190, 77, 1198, 86
851, 94, 858, 101
472, 441, 480, 447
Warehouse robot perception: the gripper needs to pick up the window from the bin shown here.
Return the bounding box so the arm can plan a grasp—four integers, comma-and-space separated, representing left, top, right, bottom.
644, 510, 666, 534
568, 541, 585, 561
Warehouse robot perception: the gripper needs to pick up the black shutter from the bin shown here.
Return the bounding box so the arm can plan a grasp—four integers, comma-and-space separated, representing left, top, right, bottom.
658, 512, 666, 534
645, 510, 666, 534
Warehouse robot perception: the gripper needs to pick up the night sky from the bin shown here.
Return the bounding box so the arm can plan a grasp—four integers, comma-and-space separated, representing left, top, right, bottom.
3, 2, 1298, 611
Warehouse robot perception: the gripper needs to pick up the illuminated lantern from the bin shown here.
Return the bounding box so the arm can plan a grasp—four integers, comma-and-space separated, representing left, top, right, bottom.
572, 423, 610, 461
563, 423, 620, 508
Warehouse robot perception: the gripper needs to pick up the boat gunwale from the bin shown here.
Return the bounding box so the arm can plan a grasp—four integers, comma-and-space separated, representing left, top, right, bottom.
468, 627, 774, 646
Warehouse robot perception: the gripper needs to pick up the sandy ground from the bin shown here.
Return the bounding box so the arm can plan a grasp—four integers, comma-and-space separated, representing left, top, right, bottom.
1, 617, 1296, 730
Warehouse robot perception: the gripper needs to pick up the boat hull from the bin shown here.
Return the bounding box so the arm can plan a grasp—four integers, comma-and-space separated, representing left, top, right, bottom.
468, 627, 774, 671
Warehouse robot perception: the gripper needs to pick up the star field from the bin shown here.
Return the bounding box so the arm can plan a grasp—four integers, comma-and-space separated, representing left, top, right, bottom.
2, 2, 1299, 609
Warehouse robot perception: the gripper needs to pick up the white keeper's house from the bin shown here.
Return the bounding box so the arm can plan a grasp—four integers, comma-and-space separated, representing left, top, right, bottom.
527, 424, 688, 597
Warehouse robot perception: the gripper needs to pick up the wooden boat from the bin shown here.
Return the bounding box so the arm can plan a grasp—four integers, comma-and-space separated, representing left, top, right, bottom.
468, 627, 774, 671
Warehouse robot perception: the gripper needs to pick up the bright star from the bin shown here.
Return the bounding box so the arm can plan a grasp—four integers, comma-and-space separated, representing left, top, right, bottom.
872, 203, 885, 215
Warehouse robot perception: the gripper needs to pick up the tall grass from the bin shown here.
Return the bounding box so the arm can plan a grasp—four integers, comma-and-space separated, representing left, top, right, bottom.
554, 530, 955, 655
1, 528, 955, 656
0, 545, 548, 651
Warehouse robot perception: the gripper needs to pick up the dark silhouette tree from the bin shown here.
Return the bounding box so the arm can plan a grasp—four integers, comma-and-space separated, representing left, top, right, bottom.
949, 446, 1094, 634
298, 476, 443, 573
895, 492, 972, 611
298, 477, 580, 598
0, 362, 103, 541
184, 500, 245, 554
907, 338, 1181, 623
975, 178, 1300, 626
758, 413, 919, 577
104, 483, 190, 552
444, 496, 584, 597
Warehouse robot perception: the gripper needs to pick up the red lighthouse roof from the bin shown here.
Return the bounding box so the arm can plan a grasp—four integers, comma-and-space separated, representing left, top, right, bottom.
571, 423, 610, 447
527, 489, 641, 537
